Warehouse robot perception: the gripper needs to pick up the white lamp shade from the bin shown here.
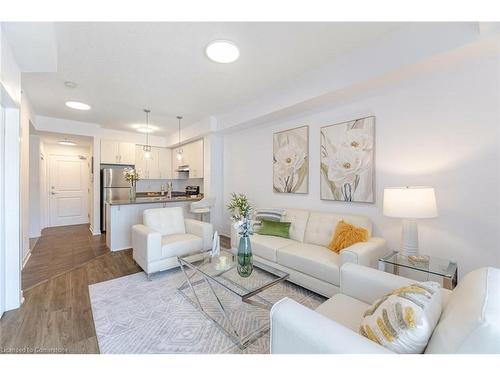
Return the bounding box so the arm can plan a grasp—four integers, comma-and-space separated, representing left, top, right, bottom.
383, 186, 438, 219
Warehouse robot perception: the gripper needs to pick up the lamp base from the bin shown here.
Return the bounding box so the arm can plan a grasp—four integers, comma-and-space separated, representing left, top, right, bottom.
401, 219, 419, 256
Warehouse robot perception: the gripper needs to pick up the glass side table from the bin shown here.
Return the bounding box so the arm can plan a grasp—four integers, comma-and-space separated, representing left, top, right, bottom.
378, 251, 458, 290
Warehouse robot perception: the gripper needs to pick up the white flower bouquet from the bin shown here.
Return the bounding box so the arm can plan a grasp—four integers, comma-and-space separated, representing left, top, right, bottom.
123, 167, 140, 185
227, 193, 254, 237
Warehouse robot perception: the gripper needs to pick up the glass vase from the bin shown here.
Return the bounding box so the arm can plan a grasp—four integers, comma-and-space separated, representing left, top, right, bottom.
237, 235, 253, 277
129, 183, 136, 201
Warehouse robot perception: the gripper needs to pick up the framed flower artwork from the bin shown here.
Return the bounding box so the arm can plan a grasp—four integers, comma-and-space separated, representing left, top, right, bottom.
273, 125, 309, 194
320, 116, 374, 202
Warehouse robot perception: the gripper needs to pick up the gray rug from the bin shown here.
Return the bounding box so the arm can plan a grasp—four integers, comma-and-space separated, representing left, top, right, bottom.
89, 265, 325, 354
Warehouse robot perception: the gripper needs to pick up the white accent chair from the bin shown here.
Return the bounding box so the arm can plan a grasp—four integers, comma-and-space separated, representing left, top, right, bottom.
271, 263, 500, 354
132, 207, 213, 279
190, 197, 215, 222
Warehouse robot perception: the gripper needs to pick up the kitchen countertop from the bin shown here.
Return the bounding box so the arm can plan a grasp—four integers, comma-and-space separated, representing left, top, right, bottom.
106, 195, 203, 206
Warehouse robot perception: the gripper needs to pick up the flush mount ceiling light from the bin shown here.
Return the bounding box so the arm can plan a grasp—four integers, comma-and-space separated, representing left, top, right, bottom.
205, 40, 239, 63
131, 123, 158, 133
136, 127, 154, 133
65, 101, 91, 110
64, 81, 78, 88
58, 138, 77, 146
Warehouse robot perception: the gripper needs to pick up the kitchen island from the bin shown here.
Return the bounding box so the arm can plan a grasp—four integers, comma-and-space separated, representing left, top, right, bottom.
105, 195, 203, 251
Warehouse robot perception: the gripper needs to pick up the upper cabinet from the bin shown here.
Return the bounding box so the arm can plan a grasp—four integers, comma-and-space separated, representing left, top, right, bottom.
101, 140, 136, 165
188, 139, 204, 179
158, 147, 172, 180
100, 138, 198, 180
172, 139, 204, 179
135, 145, 172, 180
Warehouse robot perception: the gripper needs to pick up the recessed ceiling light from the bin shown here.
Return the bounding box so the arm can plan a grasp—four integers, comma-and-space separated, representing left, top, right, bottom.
58, 139, 77, 146
65, 101, 91, 110
206, 40, 239, 63
64, 81, 78, 88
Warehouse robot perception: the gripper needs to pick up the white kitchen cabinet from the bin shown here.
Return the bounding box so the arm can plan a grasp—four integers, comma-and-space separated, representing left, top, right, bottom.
171, 146, 185, 179
172, 146, 185, 170
135, 145, 149, 178
171, 139, 204, 179
158, 147, 172, 179
188, 139, 204, 178
101, 140, 136, 165
135, 145, 171, 179
119, 142, 136, 164
100, 140, 120, 164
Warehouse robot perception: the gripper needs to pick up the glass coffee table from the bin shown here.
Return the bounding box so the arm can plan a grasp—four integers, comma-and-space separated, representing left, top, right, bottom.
379, 251, 458, 289
177, 250, 289, 349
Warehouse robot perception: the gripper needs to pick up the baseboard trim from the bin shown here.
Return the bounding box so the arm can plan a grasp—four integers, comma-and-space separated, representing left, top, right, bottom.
89, 225, 101, 236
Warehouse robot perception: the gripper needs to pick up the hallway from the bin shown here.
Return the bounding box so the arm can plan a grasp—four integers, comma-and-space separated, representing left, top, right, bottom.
23, 225, 109, 290
1, 224, 140, 353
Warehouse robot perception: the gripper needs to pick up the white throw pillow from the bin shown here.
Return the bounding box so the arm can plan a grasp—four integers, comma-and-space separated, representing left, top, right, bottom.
359, 282, 442, 354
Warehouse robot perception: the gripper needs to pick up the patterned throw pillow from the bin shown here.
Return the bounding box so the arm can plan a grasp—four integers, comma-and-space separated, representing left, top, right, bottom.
254, 208, 286, 222
253, 208, 286, 232
328, 220, 368, 253
359, 282, 442, 354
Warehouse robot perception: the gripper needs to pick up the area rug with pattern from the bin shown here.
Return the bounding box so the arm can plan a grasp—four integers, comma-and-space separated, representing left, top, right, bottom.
89, 265, 325, 354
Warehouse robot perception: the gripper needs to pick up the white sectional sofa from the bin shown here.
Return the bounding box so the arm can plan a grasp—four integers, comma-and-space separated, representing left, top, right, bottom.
271, 264, 500, 354
231, 208, 387, 297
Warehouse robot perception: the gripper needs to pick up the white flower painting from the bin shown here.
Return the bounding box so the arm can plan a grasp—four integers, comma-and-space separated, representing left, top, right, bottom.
273, 125, 308, 193
320, 117, 374, 202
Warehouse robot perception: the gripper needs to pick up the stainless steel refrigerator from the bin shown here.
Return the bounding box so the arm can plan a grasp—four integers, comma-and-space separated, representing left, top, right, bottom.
101, 166, 131, 232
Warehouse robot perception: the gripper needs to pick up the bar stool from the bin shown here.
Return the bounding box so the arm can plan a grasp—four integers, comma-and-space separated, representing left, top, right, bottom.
190, 197, 215, 222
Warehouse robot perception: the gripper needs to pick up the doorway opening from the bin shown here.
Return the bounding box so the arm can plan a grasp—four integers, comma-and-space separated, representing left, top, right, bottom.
22, 130, 100, 289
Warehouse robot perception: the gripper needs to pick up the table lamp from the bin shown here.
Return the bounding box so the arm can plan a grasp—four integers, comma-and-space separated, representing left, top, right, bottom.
383, 186, 438, 257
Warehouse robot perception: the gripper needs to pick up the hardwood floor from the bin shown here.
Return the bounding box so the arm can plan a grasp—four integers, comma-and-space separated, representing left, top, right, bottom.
0, 225, 141, 354
22, 224, 109, 290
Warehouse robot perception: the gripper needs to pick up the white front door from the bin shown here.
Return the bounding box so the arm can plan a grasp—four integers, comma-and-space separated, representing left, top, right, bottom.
48, 155, 89, 227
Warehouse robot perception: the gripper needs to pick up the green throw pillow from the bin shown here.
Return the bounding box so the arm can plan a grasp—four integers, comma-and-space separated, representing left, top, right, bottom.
258, 219, 291, 238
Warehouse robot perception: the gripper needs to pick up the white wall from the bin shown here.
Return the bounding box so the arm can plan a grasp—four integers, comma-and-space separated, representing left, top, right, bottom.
0, 25, 22, 312
204, 133, 224, 230
39, 141, 47, 231
223, 54, 500, 278
0, 104, 5, 317
20, 95, 36, 262
28, 135, 41, 238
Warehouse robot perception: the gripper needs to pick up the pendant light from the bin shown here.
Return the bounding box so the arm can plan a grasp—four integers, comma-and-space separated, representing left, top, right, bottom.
143, 109, 152, 160
176, 115, 183, 161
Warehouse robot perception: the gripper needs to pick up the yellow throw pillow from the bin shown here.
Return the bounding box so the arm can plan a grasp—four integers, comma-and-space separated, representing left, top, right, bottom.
328, 220, 368, 253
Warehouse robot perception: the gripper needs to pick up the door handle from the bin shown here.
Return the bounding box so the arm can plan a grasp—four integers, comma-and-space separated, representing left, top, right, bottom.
51, 192, 57, 195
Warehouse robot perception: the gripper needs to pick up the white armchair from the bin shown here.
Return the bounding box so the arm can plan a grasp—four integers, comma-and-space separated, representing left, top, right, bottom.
132, 206, 213, 279
271, 263, 500, 354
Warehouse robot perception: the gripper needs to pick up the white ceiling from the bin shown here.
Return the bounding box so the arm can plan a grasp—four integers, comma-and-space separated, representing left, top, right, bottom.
34, 131, 92, 147
21, 22, 403, 136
